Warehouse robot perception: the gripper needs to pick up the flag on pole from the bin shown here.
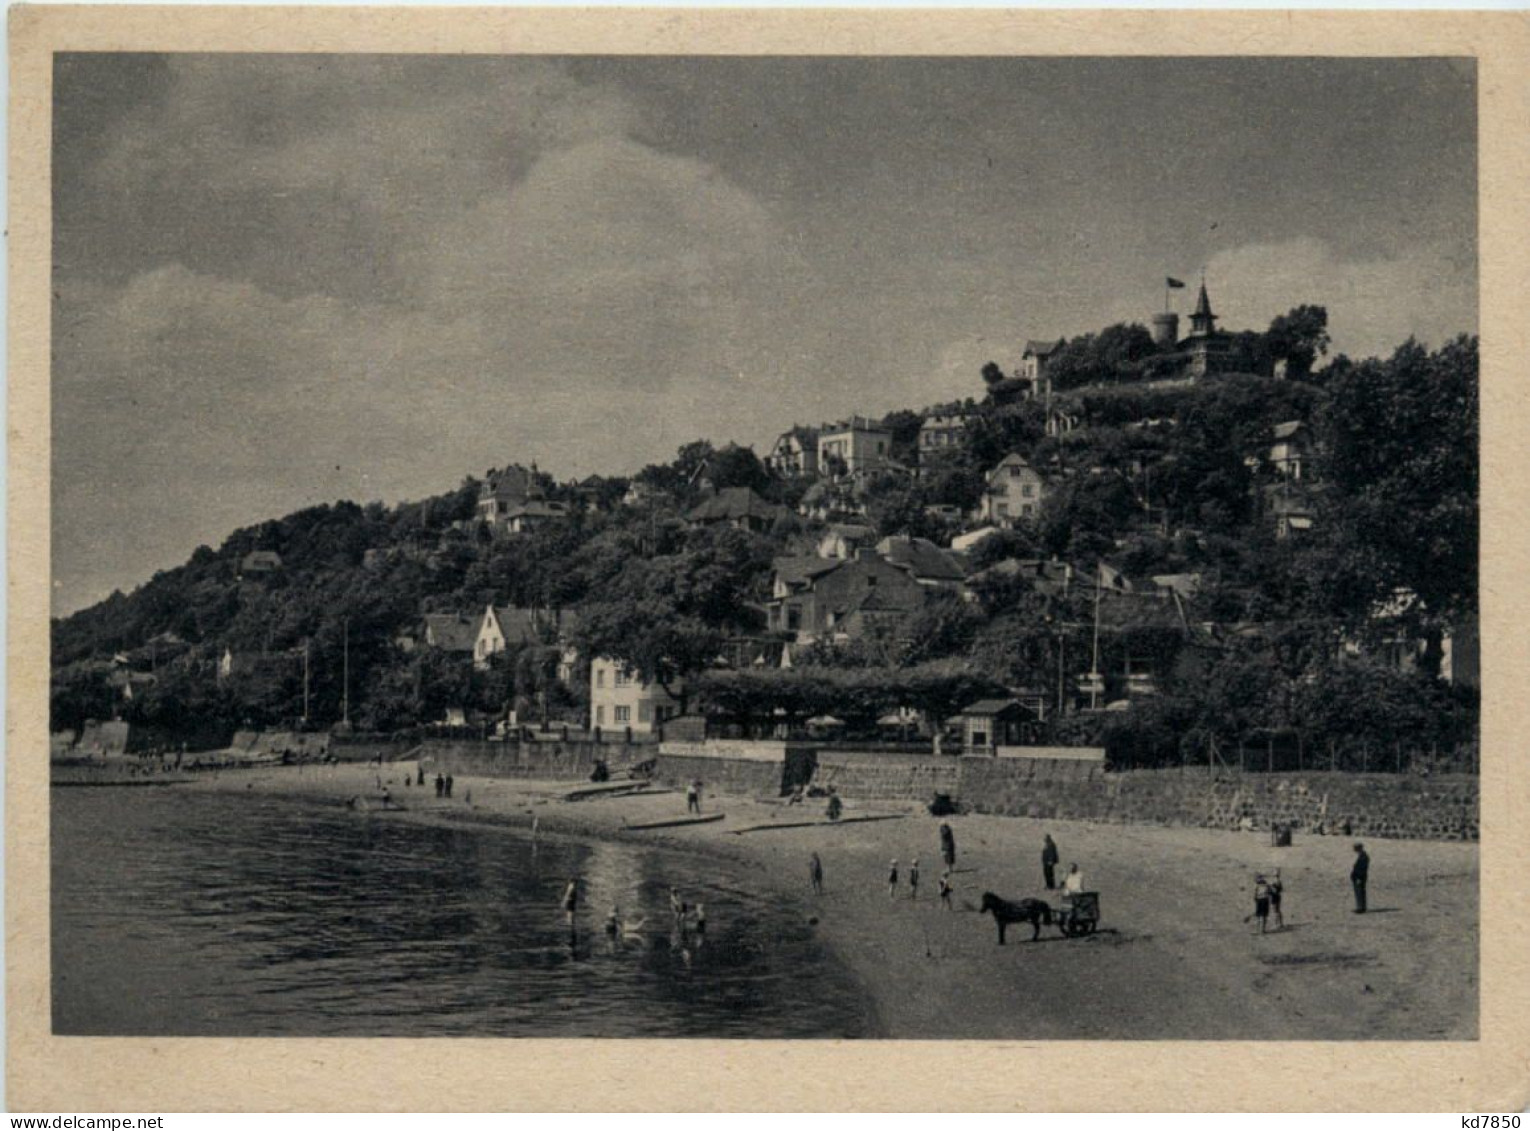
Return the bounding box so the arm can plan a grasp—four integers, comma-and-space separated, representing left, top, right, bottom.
1165, 277, 1186, 289
1097, 561, 1133, 593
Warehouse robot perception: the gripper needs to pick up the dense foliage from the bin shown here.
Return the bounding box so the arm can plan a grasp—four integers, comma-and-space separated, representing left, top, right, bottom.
52, 324, 1478, 766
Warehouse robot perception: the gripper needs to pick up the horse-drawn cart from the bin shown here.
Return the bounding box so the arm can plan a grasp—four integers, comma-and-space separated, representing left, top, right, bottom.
1057, 891, 1100, 937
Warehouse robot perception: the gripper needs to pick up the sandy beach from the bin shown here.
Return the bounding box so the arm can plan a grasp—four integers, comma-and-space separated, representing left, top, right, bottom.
183, 761, 1478, 1040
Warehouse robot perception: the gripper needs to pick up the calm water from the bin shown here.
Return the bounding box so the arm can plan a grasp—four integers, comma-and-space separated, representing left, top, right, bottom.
52, 787, 872, 1037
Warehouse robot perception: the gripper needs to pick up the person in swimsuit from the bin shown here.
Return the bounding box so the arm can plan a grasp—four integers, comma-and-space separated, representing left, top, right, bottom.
888, 859, 899, 899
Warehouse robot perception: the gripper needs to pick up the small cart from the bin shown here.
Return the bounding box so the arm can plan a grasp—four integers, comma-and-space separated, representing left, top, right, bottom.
1057, 891, 1101, 937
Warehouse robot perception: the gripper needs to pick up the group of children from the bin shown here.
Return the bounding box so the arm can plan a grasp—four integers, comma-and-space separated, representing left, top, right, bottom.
1250, 869, 1285, 933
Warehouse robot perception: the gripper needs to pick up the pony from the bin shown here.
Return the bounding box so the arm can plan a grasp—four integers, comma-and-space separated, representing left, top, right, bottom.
979, 892, 1053, 944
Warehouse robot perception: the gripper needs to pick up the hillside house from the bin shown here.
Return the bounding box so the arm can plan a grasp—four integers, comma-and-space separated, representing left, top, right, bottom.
765, 426, 820, 478
473, 605, 577, 671
1020, 338, 1066, 385
589, 657, 682, 734
918, 413, 971, 459
798, 479, 869, 522
767, 549, 926, 643
875, 535, 969, 591
406, 613, 478, 656
1269, 421, 1311, 480
477, 465, 546, 528
498, 499, 570, 534
817, 417, 892, 479
980, 454, 1047, 525
686, 487, 788, 533
817, 523, 875, 560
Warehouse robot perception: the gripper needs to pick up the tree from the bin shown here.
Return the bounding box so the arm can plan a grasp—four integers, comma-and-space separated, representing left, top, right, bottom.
1265, 305, 1331, 377
1318, 336, 1478, 635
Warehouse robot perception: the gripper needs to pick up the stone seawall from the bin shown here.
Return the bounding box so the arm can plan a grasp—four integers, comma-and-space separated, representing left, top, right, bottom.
653, 752, 787, 797
955, 759, 1477, 842
815, 751, 961, 801
413, 739, 653, 781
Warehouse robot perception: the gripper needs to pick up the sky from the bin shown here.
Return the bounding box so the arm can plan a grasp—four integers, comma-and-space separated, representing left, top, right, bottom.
51, 54, 1477, 615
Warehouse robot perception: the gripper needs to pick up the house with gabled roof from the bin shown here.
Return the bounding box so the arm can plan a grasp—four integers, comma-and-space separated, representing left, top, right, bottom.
473, 605, 579, 671
420, 613, 479, 655
875, 535, 969, 591
980, 453, 1048, 526
1020, 338, 1066, 384
765, 425, 821, 478
686, 487, 789, 533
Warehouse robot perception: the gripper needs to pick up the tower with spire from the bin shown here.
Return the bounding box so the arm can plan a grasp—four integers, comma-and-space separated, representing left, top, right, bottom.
1187, 279, 1218, 338
1172, 274, 1234, 379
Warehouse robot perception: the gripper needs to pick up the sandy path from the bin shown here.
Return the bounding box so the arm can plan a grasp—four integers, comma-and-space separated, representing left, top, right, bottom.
183, 762, 1478, 1040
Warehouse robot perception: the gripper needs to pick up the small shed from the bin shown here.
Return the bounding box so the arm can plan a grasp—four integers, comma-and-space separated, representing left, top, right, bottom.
956, 699, 1039, 755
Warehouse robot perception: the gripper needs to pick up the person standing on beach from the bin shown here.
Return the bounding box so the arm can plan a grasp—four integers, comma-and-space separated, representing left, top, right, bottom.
445, 773, 454, 799
1268, 869, 1284, 929
562, 878, 580, 927
909, 858, 920, 901
605, 906, 622, 952
888, 859, 899, 899
810, 852, 825, 895
686, 779, 702, 814
939, 869, 954, 911
417, 765, 425, 787
1251, 874, 1271, 934
435, 773, 445, 798
939, 824, 956, 871
1042, 834, 1060, 890
1351, 843, 1369, 913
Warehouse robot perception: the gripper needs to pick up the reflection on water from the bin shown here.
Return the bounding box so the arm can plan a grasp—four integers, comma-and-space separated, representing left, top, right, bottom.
52, 788, 870, 1037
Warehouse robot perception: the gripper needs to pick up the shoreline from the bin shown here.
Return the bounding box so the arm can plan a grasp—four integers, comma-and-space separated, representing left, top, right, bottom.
165, 761, 1478, 1040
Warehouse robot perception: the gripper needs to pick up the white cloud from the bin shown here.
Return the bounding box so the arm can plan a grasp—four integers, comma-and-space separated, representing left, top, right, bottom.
1206, 237, 1475, 361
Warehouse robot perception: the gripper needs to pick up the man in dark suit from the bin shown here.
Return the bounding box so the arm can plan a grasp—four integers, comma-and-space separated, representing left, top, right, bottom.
1042, 834, 1060, 890
1351, 842, 1370, 913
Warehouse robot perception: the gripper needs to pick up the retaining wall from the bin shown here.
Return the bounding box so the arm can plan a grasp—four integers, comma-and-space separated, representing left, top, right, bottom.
815, 750, 961, 801
949, 759, 1478, 841
413, 739, 654, 781
653, 752, 787, 797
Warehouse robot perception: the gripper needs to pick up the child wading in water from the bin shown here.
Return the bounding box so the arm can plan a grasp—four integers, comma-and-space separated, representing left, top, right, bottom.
887, 859, 899, 899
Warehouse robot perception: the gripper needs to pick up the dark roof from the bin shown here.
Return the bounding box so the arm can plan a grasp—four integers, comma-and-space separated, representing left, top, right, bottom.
1022, 338, 1065, 358
422, 613, 478, 653
490, 606, 551, 646
876, 536, 968, 583
688, 487, 786, 524
240, 550, 283, 571
1193, 283, 1215, 320
482, 465, 542, 501
505, 500, 569, 520
774, 555, 843, 589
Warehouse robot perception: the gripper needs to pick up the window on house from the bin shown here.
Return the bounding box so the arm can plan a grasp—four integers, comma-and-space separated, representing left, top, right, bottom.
1021, 484, 1035, 498
595, 706, 605, 725
787, 606, 802, 630
638, 702, 652, 723
614, 705, 632, 724
867, 575, 878, 587
1010, 467, 1025, 479
614, 668, 631, 688
971, 729, 988, 748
